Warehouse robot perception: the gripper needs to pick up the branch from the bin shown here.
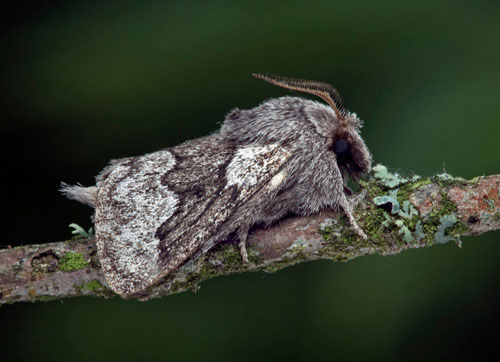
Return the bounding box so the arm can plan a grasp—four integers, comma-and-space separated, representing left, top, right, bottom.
1, 167, 499, 304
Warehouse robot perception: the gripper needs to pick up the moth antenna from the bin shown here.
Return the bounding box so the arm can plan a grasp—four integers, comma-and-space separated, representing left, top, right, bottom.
252, 73, 347, 121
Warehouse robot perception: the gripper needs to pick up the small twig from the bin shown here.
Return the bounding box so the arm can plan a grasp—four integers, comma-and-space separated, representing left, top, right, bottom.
1, 169, 499, 304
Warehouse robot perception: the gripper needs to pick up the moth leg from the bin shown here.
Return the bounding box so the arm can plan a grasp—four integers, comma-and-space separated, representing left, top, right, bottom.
349, 190, 367, 209
238, 225, 250, 263
340, 193, 367, 240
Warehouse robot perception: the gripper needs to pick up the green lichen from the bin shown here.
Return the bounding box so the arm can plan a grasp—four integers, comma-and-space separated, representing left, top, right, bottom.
68, 223, 92, 238
415, 221, 425, 240
484, 198, 495, 211
73, 279, 114, 297
368, 169, 462, 245
318, 227, 333, 242
373, 195, 400, 214
360, 207, 385, 240
428, 191, 457, 221
373, 164, 406, 188
470, 176, 481, 184
397, 177, 431, 205
83, 280, 104, 292
432, 173, 470, 188
36, 295, 57, 303
395, 185, 420, 232
435, 215, 458, 244
287, 239, 308, 252
166, 281, 187, 295
12, 260, 23, 274
436, 172, 453, 181
219, 244, 246, 265
371, 178, 422, 243
58, 252, 89, 272
408, 178, 432, 190
396, 187, 410, 204
395, 220, 413, 242
398, 200, 418, 220
318, 219, 338, 242
297, 165, 471, 272
199, 244, 250, 280
261, 245, 316, 273
316, 207, 387, 262
320, 197, 385, 243
319, 216, 356, 245
381, 211, 393, 228
371, 166, 431, 211
440, 192, 458, 213
419, 190, 466, 245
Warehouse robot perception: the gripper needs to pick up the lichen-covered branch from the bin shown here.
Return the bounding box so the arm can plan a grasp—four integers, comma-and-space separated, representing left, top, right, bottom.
1, 166, 499, 305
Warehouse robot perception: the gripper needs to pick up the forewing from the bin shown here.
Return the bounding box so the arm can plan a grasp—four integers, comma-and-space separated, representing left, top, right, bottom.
95, 136, 290, 296
95, 149, 178, 297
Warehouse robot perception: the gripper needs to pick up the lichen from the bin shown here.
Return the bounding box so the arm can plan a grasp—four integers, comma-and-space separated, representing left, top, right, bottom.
407, 178, 432, 190
72, 279, 114, 298
371, 175, 423, 244
26, 291, 59, 303
373, 195, 400, 214
68, 223, 92, 238
432, 173, 470, 188
367, 167, 468, 246
397, 177, 431, 206
359, 206, 385, 240
484, 198, 496, 211
36, 295, 58, 303
435, 214, 458, 244
83, 280, 104, 292
318, 219, 340, 242
373, 164, 407, 188
398, 200, 418, 219
395, 220, 413, 242
287, 239, 308, 252
436, 172, 453, 181
381, 212, 393, 228
58, 252, 89, 272
415, 221, 425, 240
12, 260, 23, 274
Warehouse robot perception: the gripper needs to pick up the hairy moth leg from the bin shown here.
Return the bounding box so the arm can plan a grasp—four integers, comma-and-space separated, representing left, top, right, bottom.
238, 225, 250, 263
349, 190, 367, 209
340, 192, 367, 240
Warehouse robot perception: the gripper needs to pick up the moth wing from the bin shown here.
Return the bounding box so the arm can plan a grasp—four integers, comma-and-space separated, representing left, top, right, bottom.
95, 136, 291, 296
94, 149, 179, 297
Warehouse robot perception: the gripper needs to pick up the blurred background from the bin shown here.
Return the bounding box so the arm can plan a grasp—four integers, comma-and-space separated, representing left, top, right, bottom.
1, 0, 499, 361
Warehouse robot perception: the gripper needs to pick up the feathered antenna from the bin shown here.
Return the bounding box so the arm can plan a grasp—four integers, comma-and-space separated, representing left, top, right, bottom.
252, 73, 347, 120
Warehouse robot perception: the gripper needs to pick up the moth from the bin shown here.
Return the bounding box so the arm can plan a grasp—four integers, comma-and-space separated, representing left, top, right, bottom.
61, 74, 372, 297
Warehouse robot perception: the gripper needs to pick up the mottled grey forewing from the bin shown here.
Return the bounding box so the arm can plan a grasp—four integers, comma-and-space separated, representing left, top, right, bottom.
95, 149, 179, 297
95, 135, 290, 296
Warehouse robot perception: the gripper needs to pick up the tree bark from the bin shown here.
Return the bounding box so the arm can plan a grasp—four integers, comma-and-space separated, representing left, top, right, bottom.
1, 168, 499, 305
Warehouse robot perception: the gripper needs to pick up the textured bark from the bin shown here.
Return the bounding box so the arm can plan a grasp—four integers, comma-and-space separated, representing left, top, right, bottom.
1, 171, 499, 304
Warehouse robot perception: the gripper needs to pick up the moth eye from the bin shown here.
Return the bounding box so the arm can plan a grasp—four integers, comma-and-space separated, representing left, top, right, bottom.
333, 139, 350, 159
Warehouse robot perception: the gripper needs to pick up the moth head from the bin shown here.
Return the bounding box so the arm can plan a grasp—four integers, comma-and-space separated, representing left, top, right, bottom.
252, 73, 372, 179
331, 115, 371, 179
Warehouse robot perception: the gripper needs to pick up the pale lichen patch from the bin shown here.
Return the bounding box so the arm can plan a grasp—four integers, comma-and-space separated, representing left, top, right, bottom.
435, 215, 458, 244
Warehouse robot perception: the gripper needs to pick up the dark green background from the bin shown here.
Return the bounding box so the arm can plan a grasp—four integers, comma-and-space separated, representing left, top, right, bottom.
1, 1, 499, 361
